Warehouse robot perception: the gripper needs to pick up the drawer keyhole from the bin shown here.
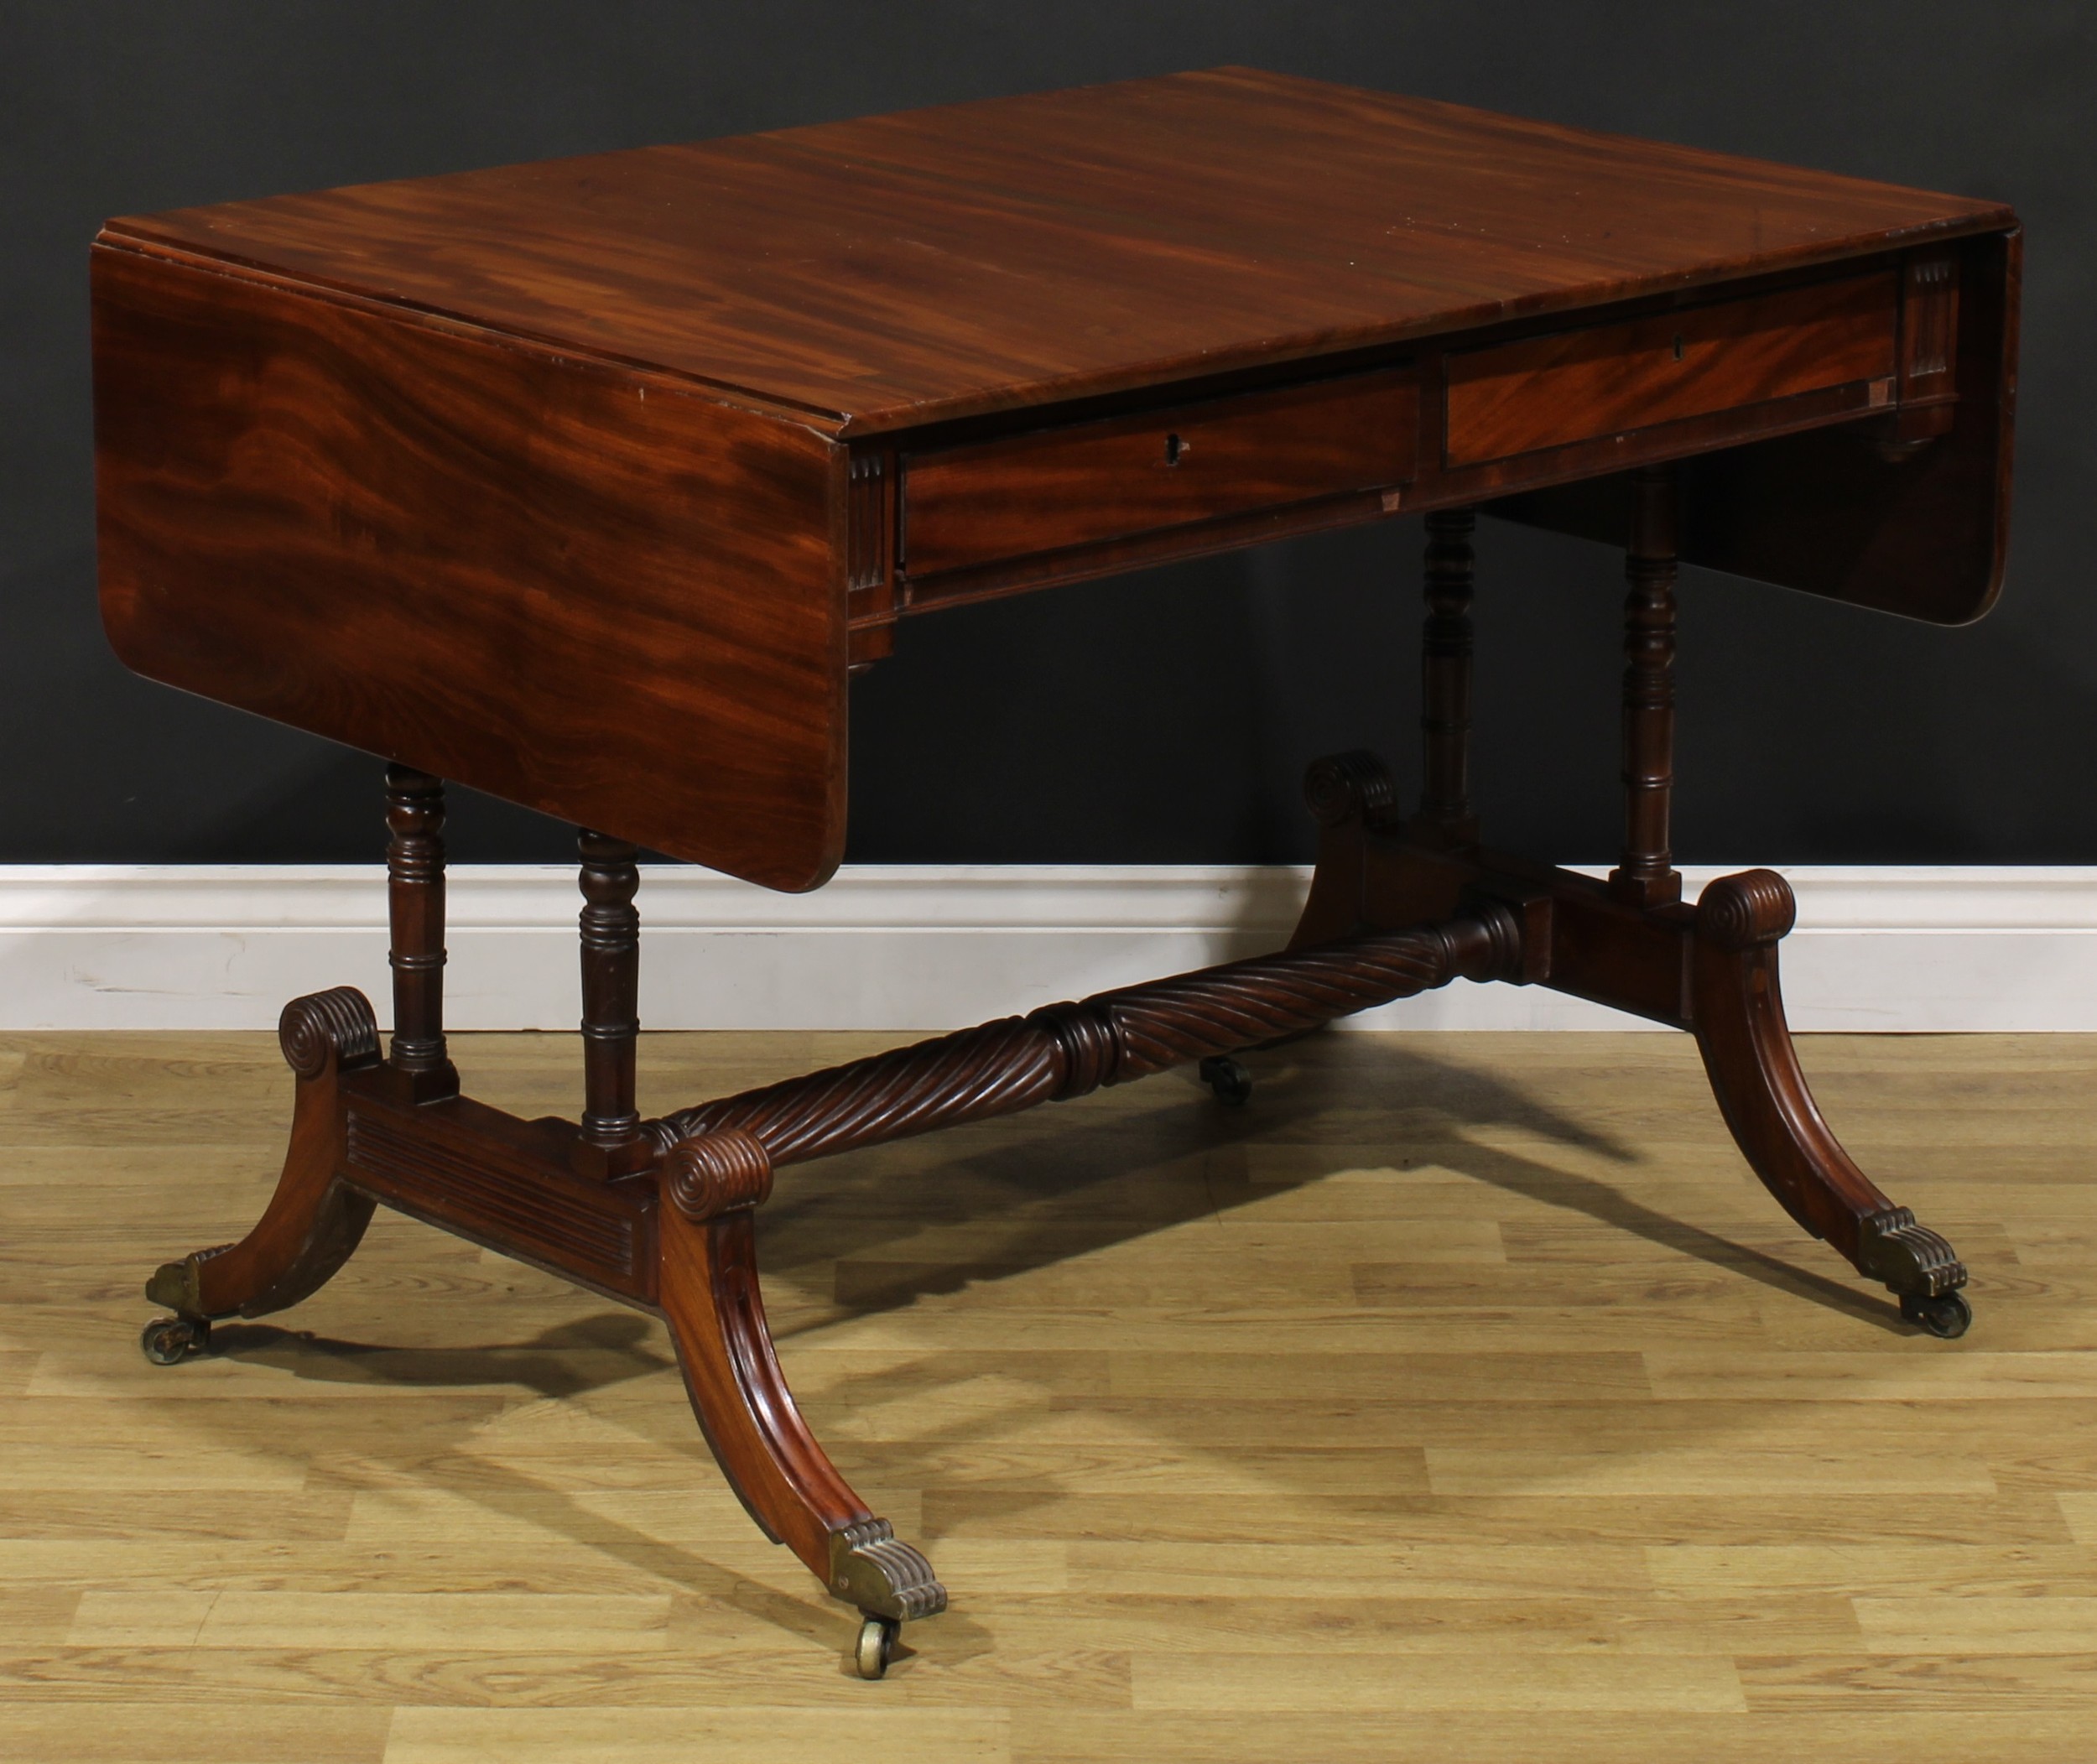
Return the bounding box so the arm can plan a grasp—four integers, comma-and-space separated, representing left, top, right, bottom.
1672, 334, 1685, 362
1163, 432, 1188, 466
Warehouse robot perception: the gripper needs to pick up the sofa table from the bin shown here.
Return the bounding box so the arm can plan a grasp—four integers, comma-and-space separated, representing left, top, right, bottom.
91, 68, 2020, 1677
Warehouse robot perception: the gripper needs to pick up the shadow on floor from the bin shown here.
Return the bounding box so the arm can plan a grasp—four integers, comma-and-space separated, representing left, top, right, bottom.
743, 1033, 1897, 1332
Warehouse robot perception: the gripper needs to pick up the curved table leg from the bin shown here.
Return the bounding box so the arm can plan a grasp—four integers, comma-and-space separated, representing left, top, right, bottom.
141, 988, 381, 1359
658, 1130, 945, 1673
1690, 871, 1970, 1335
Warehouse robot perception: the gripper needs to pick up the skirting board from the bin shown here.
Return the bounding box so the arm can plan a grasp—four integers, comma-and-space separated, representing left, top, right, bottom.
0, 864, 2093, 1033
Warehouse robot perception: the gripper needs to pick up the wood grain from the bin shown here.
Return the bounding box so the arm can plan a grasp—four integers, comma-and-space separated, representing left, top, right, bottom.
1445, 273, 1897, 466
91, 243, 847, 890
100, 69, 2007, 435
903, 370, 1418, 577
5, 1024, 2094, 1759
1489, 229, 2019, 627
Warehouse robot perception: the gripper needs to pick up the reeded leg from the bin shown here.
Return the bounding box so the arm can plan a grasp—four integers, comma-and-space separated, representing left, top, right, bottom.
142, 989, 382, 1359
658, 1129, 945, 1674
1691, 870, 1970, 1335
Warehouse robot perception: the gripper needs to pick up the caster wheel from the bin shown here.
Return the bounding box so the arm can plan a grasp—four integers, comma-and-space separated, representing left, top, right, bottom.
140, 1315, 210, 1366
854, 1614, 899, 1680
1900, 1290, 1972, 1340
1199, 1055, 1252, 1107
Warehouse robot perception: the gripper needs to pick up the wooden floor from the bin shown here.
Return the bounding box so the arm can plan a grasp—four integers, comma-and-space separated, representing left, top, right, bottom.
3, 1026, 2095, 1761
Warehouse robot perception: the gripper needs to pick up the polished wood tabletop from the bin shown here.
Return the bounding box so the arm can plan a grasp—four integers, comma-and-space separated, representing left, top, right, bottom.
98, 67, 2007, 433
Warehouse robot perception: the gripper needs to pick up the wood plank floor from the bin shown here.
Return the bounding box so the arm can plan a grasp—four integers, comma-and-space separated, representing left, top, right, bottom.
3, 1026, 2094, 1761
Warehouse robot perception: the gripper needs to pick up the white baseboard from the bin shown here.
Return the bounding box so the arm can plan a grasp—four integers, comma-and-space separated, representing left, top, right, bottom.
1, 863, 2092, 1033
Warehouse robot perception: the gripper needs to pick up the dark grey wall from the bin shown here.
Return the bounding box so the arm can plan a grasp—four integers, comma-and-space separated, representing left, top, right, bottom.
6, 3, 2093, 866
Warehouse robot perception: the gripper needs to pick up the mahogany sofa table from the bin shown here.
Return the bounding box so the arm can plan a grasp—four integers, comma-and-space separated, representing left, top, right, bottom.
91, 70, 2020, 1677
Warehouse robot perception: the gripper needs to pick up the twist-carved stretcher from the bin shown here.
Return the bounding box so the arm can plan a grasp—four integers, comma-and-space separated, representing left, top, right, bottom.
94, 72, 2016, 1675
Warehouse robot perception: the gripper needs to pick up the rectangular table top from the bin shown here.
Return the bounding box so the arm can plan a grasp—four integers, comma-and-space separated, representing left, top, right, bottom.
104, 66, 2008, 436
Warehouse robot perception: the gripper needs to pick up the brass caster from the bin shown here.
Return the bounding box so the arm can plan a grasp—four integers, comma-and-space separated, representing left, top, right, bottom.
854, 1613, 900, 1680
140, 1315, 211, 1365
1198, 1054, 1252, 1106
1900, 1290, 1972, 1340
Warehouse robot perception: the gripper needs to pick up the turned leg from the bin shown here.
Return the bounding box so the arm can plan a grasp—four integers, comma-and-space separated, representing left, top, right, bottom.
1611, 464, 1682, 908
578, 831, 642, 1148
141, 989, 382, 1361
384, 765, 459, 1100
658, 1131, 945, 1676
1249, 512, 1481, 1087
1414, 505, 1479, 848
571, 830, 656, 1178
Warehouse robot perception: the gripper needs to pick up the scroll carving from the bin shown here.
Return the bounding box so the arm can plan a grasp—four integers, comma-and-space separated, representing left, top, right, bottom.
1303, 749, 1402, 829
278, 986, 382, 1080
1695, 867, 1797, 951
669, 1127, 776, 1222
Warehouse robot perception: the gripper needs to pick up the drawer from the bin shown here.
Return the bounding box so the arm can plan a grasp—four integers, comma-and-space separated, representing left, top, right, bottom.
1444, 272, 1899, 468
903, 369, 1418, 577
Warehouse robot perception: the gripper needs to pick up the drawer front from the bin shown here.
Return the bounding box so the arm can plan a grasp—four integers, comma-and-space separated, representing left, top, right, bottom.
904, 370, 1418, 577
1444, 272, 1899, 467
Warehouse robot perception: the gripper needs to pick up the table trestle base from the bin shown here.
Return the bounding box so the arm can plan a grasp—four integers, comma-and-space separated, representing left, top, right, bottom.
138, 850, 1528, 1657
139, 497, 1980, 1665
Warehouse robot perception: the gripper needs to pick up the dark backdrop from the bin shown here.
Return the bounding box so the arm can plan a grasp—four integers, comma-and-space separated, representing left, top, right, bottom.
7, 3, 2093, 866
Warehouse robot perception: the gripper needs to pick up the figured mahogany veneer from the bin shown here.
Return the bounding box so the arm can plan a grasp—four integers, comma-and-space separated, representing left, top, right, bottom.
115, 72, 2014, 1673
903, 369, 1419, 575
1445, 272, 1898, 467
92, 248, 845, 891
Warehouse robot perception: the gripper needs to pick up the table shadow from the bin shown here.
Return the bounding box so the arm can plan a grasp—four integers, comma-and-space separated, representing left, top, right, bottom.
747, 1033, 1898, 1332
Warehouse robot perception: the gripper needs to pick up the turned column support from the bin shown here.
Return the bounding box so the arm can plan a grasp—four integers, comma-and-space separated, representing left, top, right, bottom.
578, 830, 643, 1156
1611, 464, 1682, 907
1415, 506, 1479, 846
384, 765, 458, 1099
